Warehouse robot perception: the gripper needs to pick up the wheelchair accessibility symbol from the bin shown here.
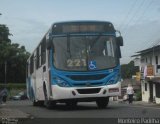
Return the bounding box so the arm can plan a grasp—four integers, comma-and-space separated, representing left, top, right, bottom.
88, 61, 96, 70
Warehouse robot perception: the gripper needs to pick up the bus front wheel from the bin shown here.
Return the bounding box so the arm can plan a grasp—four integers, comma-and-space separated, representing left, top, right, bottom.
43, 84, 56, 109
33, 100, 39, 106
96, 97, 109, 109
33, 100, 44, 106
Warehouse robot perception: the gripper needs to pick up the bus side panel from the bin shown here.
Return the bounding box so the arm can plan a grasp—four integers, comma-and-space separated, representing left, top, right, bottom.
26, 76, 35, 101
35, 65, 47, 101
36, 64, 48, 101
34, 49, 50, 101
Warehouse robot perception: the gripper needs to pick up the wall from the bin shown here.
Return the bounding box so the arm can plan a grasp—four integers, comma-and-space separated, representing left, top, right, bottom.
141, 80, 150, 102
140, 51, 160, 76
155, 83, 160, 104
153, 83, 156, 101
155, 97, 160, 104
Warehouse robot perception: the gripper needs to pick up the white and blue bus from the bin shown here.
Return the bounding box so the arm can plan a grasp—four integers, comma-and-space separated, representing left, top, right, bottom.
26, 21, 123, 109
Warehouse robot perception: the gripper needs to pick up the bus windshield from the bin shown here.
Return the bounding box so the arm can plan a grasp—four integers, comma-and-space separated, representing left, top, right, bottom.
52, 35, 118, 71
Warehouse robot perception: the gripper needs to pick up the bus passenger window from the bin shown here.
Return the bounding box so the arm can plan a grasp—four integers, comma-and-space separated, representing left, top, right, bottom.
30, 55, 34, 74
36, 48, 39, 69
41, 39, 46, 65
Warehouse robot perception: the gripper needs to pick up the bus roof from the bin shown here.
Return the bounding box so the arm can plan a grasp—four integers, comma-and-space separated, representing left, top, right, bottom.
52, 20, 113, 25
51, 20, 115, 34
27, 20, 116, 62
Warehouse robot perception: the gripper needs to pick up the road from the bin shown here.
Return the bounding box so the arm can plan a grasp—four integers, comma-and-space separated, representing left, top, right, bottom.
2, 100, 160, 118
1, 100, 160, 124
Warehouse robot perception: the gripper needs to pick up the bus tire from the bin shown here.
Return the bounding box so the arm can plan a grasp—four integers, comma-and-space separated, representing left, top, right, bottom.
96, 97, 109, 109
33, 100, 39, 106
39, 101, 44, 106
45, 101, 56, 109
33, 101, 44, 106
43, 84, 56, 109
2, 96, 7, 103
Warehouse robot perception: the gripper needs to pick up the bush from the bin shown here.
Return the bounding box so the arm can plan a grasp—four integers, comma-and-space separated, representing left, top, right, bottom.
135, 91, 142, 101
0, 83, 26, 98
0, 83, 26, 91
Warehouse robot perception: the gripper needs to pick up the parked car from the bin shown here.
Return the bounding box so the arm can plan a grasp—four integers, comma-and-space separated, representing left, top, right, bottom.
10, 91, 28, 100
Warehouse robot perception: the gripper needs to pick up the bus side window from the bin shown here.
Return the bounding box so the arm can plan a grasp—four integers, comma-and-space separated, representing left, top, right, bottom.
48, 50, 50, 68
36, 47, 39, 69
39, 45, 41, 67
41, 38, 46, 65
30, 55, 34, 74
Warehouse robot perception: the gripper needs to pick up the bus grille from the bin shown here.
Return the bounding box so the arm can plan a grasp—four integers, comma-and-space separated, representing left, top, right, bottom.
72, 82, 104, 87
77, 88, 101, 94
67, 74, 106, 81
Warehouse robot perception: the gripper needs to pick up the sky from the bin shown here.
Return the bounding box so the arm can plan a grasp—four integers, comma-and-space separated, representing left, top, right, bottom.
0, 0, 160, 64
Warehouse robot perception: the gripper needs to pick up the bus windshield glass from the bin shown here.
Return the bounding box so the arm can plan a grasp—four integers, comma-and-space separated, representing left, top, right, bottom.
52, 35, 118, 71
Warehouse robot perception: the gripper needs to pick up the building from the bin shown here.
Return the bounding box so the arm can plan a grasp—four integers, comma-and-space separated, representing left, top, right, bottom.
132, 45, 160, 104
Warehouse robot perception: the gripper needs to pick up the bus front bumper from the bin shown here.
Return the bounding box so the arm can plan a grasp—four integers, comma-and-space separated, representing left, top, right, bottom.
50, 81, 121, 100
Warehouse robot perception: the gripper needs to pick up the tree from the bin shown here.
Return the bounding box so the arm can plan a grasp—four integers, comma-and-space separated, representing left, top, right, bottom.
0, 24, 30, 83
121, 61, 139, 79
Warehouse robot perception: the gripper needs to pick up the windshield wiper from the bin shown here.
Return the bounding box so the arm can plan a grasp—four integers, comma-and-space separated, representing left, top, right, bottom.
89, 33, 102, 49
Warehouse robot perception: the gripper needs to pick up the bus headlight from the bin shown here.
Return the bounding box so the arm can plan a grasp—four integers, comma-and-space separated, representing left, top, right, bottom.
54, 77, 70, 87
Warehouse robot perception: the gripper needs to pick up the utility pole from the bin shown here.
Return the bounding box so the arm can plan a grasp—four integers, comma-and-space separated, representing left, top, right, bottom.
4, 61, 7, 85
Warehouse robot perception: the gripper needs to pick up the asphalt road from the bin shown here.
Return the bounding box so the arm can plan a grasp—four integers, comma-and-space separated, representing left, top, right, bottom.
3, 100, 160, 118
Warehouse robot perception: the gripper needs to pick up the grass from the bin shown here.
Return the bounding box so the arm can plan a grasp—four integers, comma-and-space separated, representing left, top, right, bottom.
0, 83, 26, 90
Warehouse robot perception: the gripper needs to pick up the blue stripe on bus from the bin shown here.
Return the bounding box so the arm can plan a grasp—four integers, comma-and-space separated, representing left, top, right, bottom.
27, 77, 35, 100
50, 55, 120, 87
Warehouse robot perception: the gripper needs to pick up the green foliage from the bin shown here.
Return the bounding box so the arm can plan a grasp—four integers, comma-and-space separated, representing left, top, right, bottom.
135, 91, 142, 101
121, 61, 139, 79
0, 83, 26, 90
0, 24, 30, 83
0, 83, 26, 98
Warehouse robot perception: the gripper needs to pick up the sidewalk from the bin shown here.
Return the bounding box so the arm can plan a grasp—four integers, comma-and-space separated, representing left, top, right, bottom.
133, 101, 160, 107
117, 99, 160, 107
0, 106, 29, 118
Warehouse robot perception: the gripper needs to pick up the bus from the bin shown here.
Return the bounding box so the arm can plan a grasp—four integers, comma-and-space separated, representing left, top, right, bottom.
26, 21, 123, 109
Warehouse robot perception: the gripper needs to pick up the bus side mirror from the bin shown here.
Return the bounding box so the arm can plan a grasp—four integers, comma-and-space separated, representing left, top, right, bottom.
117, 36, 123, 46
116, 36, 123, 58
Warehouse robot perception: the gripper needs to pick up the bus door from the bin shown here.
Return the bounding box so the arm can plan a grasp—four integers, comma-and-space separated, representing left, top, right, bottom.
33, 55, 37, 99
45, 49, 52, 97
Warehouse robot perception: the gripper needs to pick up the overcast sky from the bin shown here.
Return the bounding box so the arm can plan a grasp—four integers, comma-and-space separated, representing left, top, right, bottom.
1, 0, 160, 64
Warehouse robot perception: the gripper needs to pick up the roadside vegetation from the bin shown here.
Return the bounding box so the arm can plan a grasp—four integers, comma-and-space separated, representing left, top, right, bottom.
121, 61, 139, 79
0, 23, 30, 84
0, 83, 26, 98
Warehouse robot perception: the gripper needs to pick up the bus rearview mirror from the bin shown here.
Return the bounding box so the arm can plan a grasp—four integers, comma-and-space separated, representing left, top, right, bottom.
117, 36, 123, 46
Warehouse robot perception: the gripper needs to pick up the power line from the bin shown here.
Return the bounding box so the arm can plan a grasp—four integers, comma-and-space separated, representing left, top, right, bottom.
126, 0, 154, 52
134, 0, 159, 50
122, 0, 146, 36
135, 28, 160, 52
132, 0, 154, 26
119, 0, 138, 29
